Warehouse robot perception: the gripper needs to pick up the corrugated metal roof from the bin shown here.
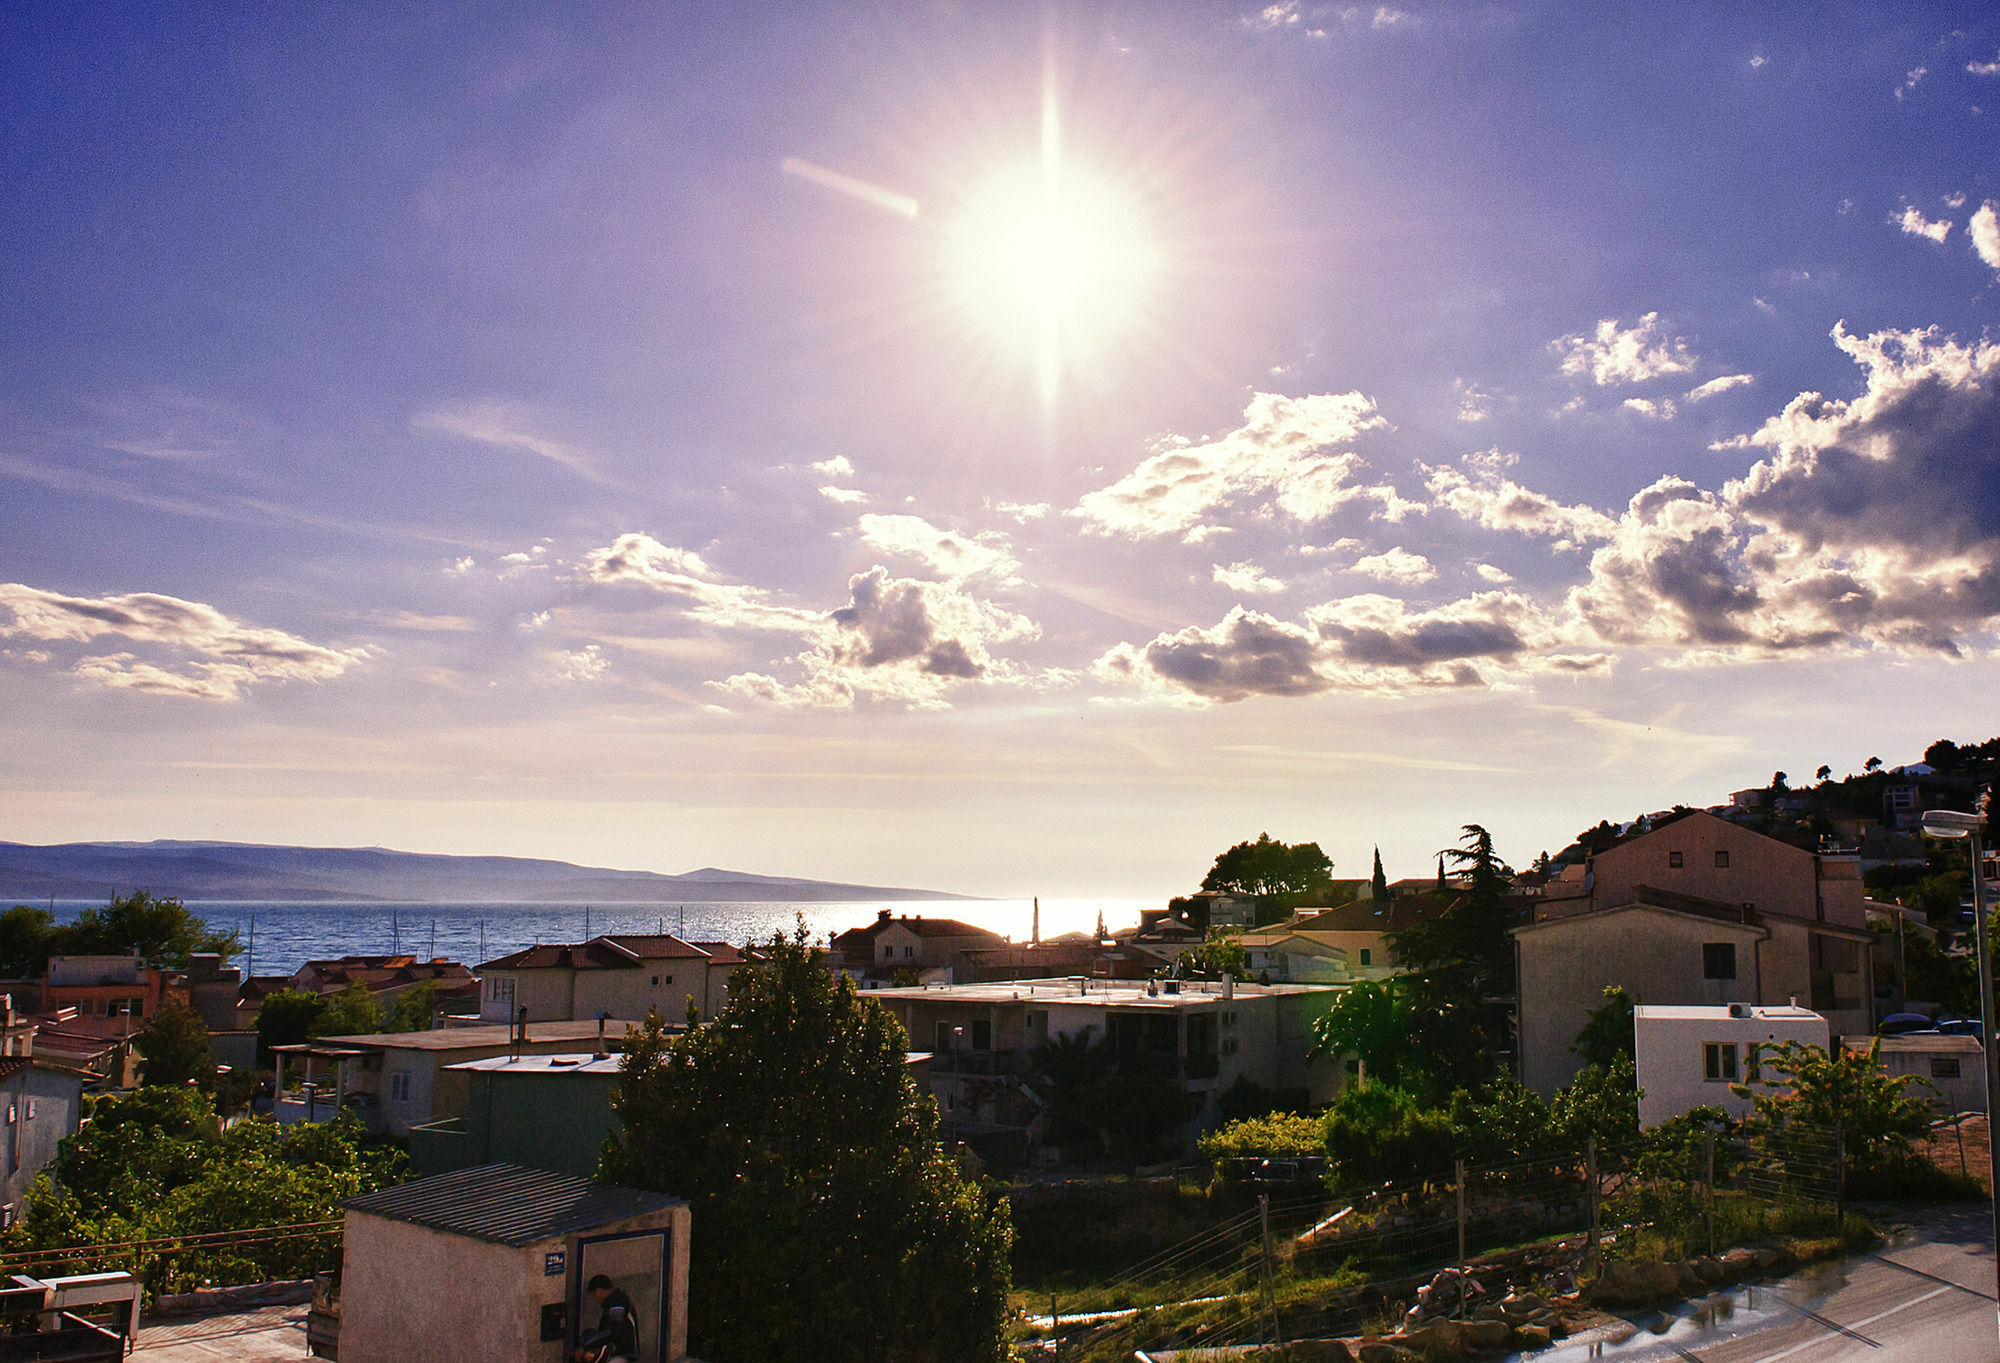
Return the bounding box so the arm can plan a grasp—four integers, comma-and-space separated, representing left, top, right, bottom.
343, 1164, 681, 1246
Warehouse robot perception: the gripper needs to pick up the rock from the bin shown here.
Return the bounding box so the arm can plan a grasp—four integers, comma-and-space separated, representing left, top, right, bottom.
1404, 1305, 1425, 1330
1750, 1247, 1783, 1272
1358, 1343, 1421, 1363
1473, 1302, 1509, 1322
1501, 1292, 1548, 1318
1720, 1247, 1758, 1276
1693, 1257, 1725, 1284
1419, 1320, 1468, 1357
1675, 1262, 1703, 1295
1461, 1319, 1512, 1350
1287, 1341, 1356, 1362
1546, 1317, 1570, 1341
1514, 1324, 1553, 1351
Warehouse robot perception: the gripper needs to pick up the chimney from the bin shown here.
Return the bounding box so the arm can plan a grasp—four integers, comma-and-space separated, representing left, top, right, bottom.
594, 1010, 609, 1060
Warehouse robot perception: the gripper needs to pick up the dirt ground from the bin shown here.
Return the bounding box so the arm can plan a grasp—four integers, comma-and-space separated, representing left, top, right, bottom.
1917, 1112, 1991, 1189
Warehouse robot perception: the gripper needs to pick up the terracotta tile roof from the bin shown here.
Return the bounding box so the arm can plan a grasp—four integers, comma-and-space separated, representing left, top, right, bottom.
480, 934, 737, 973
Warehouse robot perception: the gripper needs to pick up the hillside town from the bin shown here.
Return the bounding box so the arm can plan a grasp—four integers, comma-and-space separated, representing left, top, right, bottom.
0, 744, 1993, 1360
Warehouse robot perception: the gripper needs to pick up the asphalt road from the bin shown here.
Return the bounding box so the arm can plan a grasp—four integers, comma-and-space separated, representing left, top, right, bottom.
1526, 1206, 1998, 1363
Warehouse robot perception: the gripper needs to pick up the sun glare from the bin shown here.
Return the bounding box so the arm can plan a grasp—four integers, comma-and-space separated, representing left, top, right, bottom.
944, 163, 1157, 398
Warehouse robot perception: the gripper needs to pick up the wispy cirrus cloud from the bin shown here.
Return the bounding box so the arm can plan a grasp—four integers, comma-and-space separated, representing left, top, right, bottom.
1552, 312, 1697, 386
1686, 374, 1754, 402
0, 584, 368, 701
413, 400, 612, 485
1423, 451, 1617, 550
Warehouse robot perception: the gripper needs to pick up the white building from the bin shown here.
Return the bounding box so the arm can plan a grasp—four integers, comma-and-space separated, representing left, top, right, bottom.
1843, 1034, 1987, 1117
1633, 1003, 1827, 1128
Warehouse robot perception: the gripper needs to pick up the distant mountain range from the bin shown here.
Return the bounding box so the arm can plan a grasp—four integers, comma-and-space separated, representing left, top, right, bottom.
0, 840, 975, 904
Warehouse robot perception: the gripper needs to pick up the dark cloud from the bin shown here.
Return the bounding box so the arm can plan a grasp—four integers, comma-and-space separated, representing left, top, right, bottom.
1318, 614, 1524, 667
1116, 609, 1329, 703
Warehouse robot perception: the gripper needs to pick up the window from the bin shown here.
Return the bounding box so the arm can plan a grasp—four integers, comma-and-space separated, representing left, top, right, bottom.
491, 977, 515, 1007
1668, 851, 1684, 868
1714, 850, 1730, 869
651, 975, 660, 987
1745, 1044, 1761, 1084
1703, 1042, 1738, 1082
1359, 949, 1373, 966
1702, 943, 1737, 980
905, 945, 914, 958
1932, 1057, 1962, 1080
23, 1099, 35, 1120
389, 1072, 411, 1102
970, 1021, 992, 1051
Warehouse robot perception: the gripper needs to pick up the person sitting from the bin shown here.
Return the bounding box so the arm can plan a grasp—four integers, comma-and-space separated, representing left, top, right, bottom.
572, 1274, 639, 1363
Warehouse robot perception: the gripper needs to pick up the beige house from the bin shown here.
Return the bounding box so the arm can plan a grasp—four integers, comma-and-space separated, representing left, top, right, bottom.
303, 1019, 640, 1137
1844, 1034, 1987, 1117
477, 936, 744, 1025
1515, 812, 1874, 1096
829, 911, 1006, 983
1238, 895, 1451, 983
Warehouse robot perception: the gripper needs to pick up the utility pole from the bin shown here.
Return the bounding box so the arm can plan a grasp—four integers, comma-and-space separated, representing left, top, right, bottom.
1258, 1194, 1282, 1346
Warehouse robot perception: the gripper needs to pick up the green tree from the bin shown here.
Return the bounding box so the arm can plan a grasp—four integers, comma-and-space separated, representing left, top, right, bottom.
135, 996, 215, 1087
1571, 985, 1637, 1069
315, 981, 383, 1038
1200, 833, 1333, 903
1309, 978, 1414, 1086
0, 905, 61, 976
602, 926, 1012, 1363
64, 891, 238, 968
1176, 927, 1248, 980
383, 981, 439, 1034
254, 989, 327, 1065
1322, 1085, 1459, 1189
1198, 1111, 1325, 1165
1387, 825, 1518, 1092
1370, 846, 1390, 902
1732, 1040, 1936, 1189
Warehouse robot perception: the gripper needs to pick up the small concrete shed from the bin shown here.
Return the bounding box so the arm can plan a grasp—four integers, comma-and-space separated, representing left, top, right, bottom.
340, 1163, 690, 1363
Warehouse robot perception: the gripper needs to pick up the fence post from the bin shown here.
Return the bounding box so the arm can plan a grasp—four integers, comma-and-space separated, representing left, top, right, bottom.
1833, 1121, 1845, 1220
1704, 1130, 1716, 1258
1455, 1158, 1468, 1280
1585, 1137, 1599, 1268
1259, 1193, 1283, 1346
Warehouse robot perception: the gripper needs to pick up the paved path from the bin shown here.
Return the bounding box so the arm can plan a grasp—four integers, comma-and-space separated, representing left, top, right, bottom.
1526, 1206, 1998, 1363
134, 1302, 310, 1362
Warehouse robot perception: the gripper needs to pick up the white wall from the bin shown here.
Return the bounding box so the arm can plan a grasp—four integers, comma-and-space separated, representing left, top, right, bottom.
1635, 1010, 1828, 1128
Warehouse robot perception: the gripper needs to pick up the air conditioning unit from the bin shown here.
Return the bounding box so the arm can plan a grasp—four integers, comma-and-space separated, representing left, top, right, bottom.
1727, 1002, 1752, 1019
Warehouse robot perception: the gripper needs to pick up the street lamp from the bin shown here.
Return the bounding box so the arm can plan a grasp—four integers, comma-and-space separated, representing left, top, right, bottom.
1920, 802, 1996, 1312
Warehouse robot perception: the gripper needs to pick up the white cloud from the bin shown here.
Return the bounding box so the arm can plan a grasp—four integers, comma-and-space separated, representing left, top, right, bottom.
1454, 379, 1495, 423
1970, 203, 2000, 276
1896, 204, 1952, 243
413, 401, 610, 485
1686, 374, 1755, 402
1474, 563, 1513, 584
1753, 297, 1776, 316
986, 499, 1051, 523
1552, 309, 1696, 385
1750, 54, 1768, 69
1245, 1, 1300, 30
0, 584, 368, 702
819, 486, 870, 505
1553, 313, 1697, 386
1213, 561, 1287, 594
857, 514, 1019, 582
1896, 66, 1927, 100
1622, 397, 1678, 421
554, 645, 609, 682
811, 455, 855, 478
1372, 6, 1415, 29
581, 534, 822, 633
445, 556, 476, 575
1423, 451, 1618, 550
1970, 52, 2000, 77
1945, 192, 1968, 209
1073, 392, 1388, 539
1351, 547, 1437, 585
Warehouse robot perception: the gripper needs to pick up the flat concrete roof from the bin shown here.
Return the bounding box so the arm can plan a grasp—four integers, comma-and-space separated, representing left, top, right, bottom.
1847, 1034, 1985, 1053
445, 1053, 622, 1075
320, 1020, 642, 1051
1635, 1004, 1822, 1022
858, 978, 1339, 1009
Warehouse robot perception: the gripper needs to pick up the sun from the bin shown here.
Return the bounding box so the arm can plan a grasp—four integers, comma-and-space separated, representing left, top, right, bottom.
943, 161, 1158, 399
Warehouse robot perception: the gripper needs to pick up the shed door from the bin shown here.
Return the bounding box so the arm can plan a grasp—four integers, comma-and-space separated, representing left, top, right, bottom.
575, 1230, 669, 1363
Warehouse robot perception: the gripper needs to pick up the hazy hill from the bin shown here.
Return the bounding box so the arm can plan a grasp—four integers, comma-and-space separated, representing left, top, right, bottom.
0, 840, 975, 904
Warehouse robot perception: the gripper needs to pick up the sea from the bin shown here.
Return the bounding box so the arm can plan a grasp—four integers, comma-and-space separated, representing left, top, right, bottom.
40, 897, 1155, 977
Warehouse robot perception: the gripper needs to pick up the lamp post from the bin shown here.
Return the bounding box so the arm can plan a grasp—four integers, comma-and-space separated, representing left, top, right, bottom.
1920, 801, 1997, 1313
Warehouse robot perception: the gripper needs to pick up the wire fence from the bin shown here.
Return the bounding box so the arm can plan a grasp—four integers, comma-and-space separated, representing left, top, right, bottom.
1046, 1124, 1848, 1359
0, 1221, 343, 1298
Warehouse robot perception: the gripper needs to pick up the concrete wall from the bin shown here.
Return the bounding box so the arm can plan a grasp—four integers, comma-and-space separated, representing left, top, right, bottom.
341, 1205, 690, 1363
1593, 816, 1818, 922
1635, 1010, 1828, 1127
1515, 908, 1767, 1096
1846, 1037, 1987, 1117
1, 1066, 84, 1214
483, 966, 728, 1025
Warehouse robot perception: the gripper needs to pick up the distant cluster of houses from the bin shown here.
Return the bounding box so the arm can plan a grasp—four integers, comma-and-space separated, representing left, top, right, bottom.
0, 792, 1992, 1225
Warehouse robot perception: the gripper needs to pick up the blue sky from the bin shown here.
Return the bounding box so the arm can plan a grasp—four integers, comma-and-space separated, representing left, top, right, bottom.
3, 3, 1998, 898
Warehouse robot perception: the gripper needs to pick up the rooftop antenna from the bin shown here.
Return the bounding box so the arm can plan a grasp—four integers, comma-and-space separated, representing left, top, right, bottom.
679, 905, 685, 937
391, 907, 400, 955
247, 914, 256, 979
1032, 897, 1040, 946
429, 919, 436, 959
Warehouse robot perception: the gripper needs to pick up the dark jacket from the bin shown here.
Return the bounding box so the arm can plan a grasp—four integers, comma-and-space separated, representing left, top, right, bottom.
580, 1287, 639, 1360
